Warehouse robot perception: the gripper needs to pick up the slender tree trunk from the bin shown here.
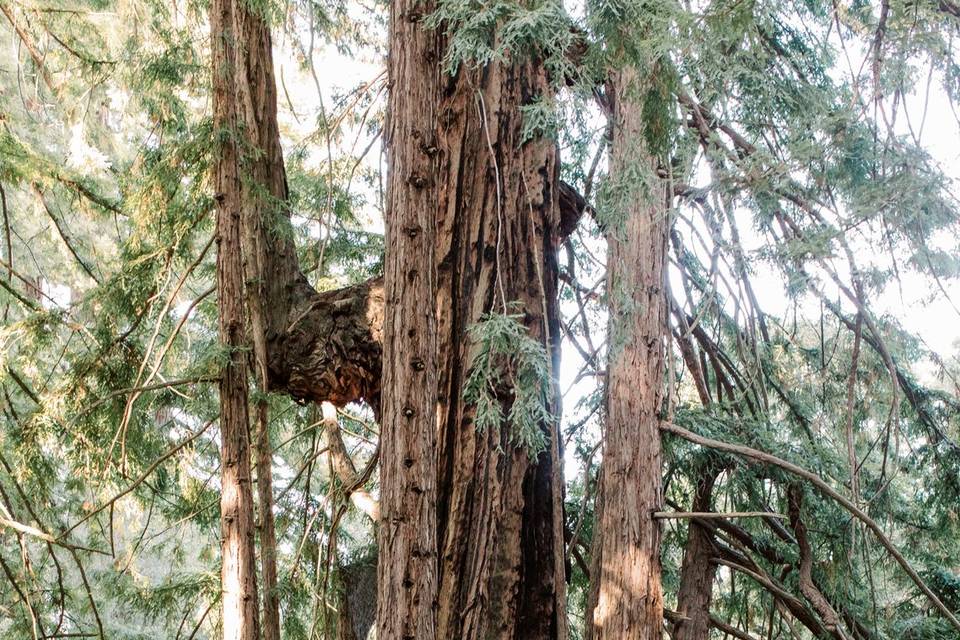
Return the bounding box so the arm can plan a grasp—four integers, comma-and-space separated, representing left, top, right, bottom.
376, 0, 441, 637
673, 468, 720, 640
211, 1, 290, 637
590, 67, 668, 640
254, 405, 281, 640
211, 2, 261, 638
226, 1, 285, 633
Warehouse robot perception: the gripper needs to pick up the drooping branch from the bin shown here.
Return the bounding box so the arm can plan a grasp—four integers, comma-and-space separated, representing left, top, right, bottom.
661, 421, 960, 633
677, 501, 878, 640
787, 485, 851, 640
712, 552, 829, 638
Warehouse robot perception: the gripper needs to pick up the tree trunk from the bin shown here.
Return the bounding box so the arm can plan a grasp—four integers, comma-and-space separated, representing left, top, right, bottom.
211, 1, 261, 637
211, 0, 293, 637
376, 0, 441, 637
223, 4, 288, 637
430, 48, 568, 640
590, 67, 667, 640
673, 468, 720, 640
373, 4, 569, 639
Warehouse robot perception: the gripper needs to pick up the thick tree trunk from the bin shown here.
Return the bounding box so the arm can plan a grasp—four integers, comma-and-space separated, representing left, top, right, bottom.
211, 1, 261, 637
673, 468, 720, 640
430, 48, 568, 640
372, 4, 569, 639
376, 0, 441, 637
590, 68, 667, 640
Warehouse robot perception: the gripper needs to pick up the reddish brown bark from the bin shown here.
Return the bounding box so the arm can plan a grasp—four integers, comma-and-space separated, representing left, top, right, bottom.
211, 0, 293, 637
376, 0, 441, 637
208, 1, 589, 636
211, 0, 261, 637
222, 6, 294, 638
673, 468, 720, 640
362, 3, 572, 638
430, 49, 568, 640
590, 68, 668, 640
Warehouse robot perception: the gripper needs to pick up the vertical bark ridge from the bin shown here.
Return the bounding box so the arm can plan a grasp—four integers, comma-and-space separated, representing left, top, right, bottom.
221, 4, 290, 638
432, 52, 567, 640
211, 0, 261, 636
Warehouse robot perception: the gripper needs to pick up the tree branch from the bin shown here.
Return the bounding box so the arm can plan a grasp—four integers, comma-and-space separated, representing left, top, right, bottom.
661, 421, 960, 633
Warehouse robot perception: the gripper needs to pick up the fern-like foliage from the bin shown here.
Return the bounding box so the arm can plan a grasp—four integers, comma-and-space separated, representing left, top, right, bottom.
462, 308, 554, 458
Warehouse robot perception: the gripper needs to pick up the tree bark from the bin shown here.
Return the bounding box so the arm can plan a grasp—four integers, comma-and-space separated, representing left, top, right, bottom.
211, 0, 261, 637
673, 467, 720, 640
376, 1, 441, 637
208, 1, 588, 637
590, 68, 668, 640
787, 486, 849, 640
430, 48, 568, 640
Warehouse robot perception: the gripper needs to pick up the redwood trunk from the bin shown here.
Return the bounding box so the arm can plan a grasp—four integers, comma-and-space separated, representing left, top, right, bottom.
590, 68, 668, 640
431, 51, 568, 640
376, 3, 568, 638
376, 0, 441, 637
211, 1, 261, 637
209, 1, 580, 636
211, 0, 293, 637
225, 4, 288, 637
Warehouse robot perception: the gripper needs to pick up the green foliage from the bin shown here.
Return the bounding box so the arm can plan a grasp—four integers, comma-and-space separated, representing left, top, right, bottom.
429, 0, 577, 83
463, 308, 554, 458
1, 0, 959, 638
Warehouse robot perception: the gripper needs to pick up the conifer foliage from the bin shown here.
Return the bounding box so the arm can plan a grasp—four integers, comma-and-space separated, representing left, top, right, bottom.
0, 1, 959, 639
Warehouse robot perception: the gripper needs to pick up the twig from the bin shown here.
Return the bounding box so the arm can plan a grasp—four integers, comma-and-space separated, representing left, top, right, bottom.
654, 511, 786, 520
59, 420, 213, 539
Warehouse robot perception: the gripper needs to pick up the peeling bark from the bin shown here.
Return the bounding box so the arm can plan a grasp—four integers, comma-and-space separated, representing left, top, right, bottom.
210, 0, 261, 636
208, 0, 588, 636
430, 50, 569, 640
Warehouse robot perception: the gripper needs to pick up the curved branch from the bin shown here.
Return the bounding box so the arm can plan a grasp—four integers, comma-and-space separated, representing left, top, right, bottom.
788, 485, 851, 640
661, 421, 960, 633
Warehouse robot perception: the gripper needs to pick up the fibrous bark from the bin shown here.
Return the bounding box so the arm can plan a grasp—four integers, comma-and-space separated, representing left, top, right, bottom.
211, 1, 294, 637
208, 1, 588, 637
211, 0, 261, 636
673, 467, 721, 640
429, 46, 569, 640
376, 0, 441, 637
590, 67, 668, 640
